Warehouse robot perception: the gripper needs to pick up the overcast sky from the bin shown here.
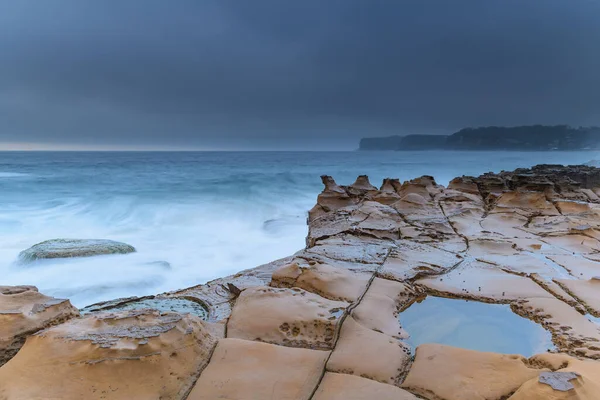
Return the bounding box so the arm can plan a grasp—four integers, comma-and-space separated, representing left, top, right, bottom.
1, 0, 599, 150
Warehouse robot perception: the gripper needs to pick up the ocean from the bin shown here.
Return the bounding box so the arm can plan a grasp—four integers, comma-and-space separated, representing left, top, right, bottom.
0, 150, 595, 307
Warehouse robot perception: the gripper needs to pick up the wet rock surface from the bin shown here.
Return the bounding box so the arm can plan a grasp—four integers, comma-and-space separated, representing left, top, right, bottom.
18, 238, 136, 263
81, 296, 209, 320
4, 164, 600, 399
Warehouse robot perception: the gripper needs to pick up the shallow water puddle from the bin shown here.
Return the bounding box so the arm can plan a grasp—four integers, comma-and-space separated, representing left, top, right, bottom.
586, 313, 600, 325
400, 296, 554, 356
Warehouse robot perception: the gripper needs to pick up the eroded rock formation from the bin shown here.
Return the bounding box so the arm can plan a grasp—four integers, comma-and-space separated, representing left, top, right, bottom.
0, 285, 78, 366
0, 309, 217, 399
3, 164, 600, 399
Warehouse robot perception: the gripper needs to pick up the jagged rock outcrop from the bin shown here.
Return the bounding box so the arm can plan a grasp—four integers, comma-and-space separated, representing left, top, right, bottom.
348, 175, 378, 194
374, 178, 401, 204
309, 176, 355, 222
0, 285, 79, 366
18, 239, 136, 263
458, 164, 600, 203
0, 309, 217, 399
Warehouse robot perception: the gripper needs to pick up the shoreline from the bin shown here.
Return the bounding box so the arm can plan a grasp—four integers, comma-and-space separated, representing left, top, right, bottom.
3, 163, 600, 398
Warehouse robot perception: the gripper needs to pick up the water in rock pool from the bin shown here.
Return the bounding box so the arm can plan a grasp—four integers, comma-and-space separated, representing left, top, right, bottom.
0, 150, 595, 307
587, 314, 600, 325
400, 296, 555, 357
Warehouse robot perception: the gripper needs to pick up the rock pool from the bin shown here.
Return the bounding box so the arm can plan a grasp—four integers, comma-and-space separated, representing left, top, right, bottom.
400, 296, 554, 356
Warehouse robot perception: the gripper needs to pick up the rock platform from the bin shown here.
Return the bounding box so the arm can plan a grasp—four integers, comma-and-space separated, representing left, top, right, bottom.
3, 164, 600, 399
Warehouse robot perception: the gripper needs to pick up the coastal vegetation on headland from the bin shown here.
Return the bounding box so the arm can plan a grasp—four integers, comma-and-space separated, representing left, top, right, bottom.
359, 125, 600, 151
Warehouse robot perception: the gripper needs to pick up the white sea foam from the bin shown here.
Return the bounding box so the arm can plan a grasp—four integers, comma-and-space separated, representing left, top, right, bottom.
0, 194, 309, 307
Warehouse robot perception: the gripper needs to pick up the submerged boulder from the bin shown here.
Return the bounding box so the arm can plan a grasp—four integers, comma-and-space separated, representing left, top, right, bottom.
18, 239, 136, 263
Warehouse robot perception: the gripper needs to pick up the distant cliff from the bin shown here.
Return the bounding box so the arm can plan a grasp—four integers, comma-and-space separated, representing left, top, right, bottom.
359, 125, 600, 151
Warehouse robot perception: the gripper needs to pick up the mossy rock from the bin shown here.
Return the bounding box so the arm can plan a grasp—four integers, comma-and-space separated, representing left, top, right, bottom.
18, 239, 136, 263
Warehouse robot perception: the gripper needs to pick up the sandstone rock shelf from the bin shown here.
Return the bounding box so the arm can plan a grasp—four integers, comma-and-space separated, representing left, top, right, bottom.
0, 285, 79, 367
3, 164, 600, 399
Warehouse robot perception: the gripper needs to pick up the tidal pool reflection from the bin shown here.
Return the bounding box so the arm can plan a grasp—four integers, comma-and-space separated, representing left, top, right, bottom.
400, 296, 554, 356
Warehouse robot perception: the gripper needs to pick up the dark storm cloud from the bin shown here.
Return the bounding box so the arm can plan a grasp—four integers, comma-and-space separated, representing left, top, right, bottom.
0, 0, 599, 149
